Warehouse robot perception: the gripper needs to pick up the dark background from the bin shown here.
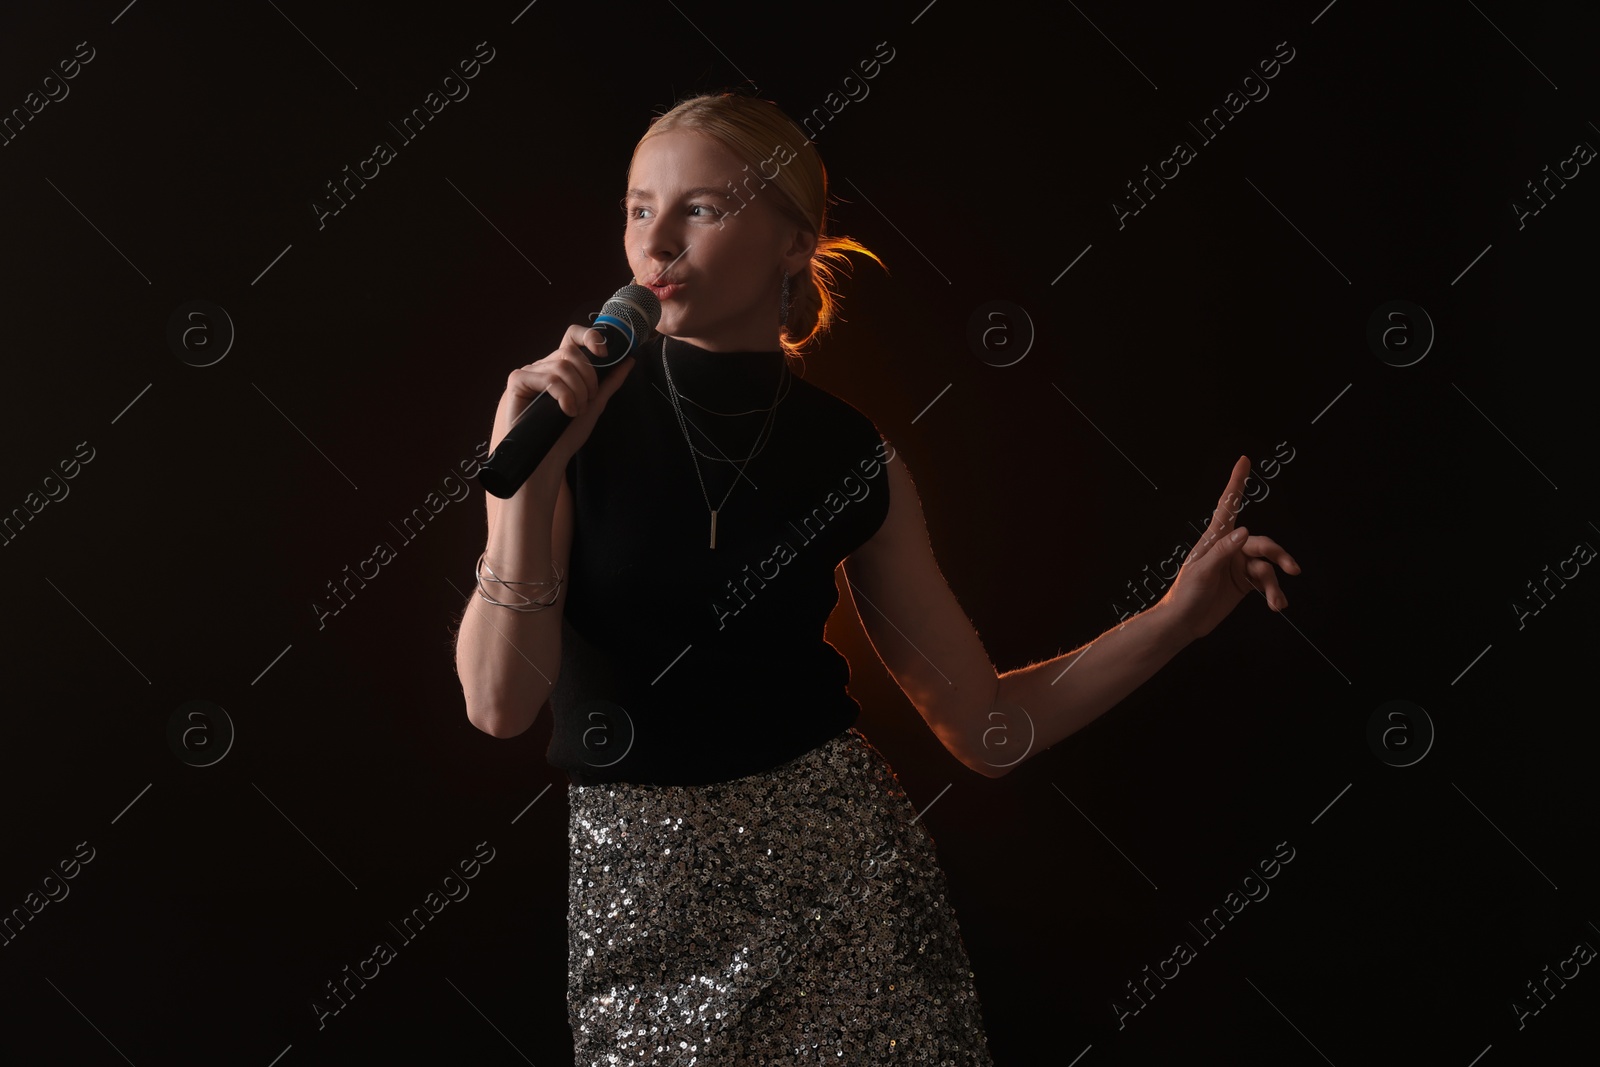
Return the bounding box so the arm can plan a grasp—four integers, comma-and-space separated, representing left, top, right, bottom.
2, 0, 1596, 1063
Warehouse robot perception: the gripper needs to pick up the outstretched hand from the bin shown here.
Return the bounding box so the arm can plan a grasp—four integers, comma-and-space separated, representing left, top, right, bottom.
1159, 455, 1301, 642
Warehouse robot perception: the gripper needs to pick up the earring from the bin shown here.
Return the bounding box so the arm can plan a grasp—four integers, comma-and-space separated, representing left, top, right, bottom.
779, 271, 791, 328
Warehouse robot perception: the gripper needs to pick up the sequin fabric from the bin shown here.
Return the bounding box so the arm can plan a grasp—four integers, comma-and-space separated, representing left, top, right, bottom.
567, 727, 995, 1065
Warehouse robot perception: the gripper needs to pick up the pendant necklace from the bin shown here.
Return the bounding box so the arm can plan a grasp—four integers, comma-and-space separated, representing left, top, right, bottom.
660, 335, 789, 549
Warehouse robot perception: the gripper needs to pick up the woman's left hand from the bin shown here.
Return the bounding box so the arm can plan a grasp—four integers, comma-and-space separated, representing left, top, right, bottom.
1158, 455, 1302, 643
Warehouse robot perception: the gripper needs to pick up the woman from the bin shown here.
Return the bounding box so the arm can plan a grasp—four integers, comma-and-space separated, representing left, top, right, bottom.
454, 92, 1299, 1063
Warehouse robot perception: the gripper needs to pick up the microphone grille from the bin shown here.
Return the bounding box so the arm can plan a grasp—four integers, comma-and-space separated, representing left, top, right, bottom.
603, 283, 662, 336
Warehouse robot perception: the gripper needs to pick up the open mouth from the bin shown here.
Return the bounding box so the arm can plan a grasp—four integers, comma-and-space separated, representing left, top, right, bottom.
646, 282, 684, 300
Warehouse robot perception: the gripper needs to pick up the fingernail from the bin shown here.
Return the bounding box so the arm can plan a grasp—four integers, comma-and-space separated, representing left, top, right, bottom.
1231, 528, 1246, 543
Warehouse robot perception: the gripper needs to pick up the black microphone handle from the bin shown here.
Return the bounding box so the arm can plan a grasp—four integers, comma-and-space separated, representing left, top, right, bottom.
477, 320, 646, 499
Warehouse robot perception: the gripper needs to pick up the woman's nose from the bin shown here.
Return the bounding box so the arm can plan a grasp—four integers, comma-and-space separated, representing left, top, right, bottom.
641, 220, 683, 258
639, 243, 683, 279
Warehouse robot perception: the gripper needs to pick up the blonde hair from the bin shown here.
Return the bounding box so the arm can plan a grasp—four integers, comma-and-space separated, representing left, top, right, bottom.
631, 91, 885, 360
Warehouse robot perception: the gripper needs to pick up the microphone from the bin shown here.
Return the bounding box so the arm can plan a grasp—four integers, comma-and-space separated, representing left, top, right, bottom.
477, 283, 661, 499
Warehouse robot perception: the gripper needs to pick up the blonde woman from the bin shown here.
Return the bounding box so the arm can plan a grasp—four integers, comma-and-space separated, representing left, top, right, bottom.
455, 91, 1298, 1063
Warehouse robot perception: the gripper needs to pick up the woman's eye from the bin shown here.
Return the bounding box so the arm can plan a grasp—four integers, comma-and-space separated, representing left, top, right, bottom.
624, 203, 722, 221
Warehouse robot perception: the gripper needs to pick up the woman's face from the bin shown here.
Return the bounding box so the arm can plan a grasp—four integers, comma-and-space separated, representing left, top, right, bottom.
624, 128, 813, 351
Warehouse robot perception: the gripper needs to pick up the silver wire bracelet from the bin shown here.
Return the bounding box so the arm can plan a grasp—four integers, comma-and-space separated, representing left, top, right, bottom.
474, 550, 564, 612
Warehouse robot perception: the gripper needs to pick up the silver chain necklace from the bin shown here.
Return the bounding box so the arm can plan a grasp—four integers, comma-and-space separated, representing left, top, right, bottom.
666, 364, 791, 463
660, 335, 789, 549
672, 367, 793, 419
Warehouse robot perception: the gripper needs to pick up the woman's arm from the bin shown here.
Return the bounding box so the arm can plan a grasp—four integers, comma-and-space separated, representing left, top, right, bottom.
839, 448, 1005, 776
982, 600, 1192, 773
454, 389, 576, 738
841, 445, 1295, 777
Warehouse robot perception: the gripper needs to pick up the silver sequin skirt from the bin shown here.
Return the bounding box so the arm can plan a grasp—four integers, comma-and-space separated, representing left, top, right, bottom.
566, 726, 995, 1065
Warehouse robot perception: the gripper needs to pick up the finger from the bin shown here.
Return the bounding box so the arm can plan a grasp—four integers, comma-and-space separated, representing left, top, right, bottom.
1232, 557, 1277, 608
1212, 455, 1250, 529
559, 348, 597, 407
1241, 533, 1301, 575
1245, 558, 1288, 610
548, 371, 580, 416
559, 324, 609, 387
1193, 523, 1250, 574
558, 358, 600, 415
1184, 518, 1242, 568
580, 326, 612, 364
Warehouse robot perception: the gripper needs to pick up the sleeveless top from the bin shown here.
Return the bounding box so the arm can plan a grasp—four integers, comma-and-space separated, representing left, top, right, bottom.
546, 333, 892, 785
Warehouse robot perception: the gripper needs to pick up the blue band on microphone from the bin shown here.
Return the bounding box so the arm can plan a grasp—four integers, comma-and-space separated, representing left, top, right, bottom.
592, 313, 637, 364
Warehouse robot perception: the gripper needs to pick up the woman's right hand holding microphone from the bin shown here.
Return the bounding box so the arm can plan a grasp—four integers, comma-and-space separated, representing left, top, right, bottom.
498, 324, 638, 471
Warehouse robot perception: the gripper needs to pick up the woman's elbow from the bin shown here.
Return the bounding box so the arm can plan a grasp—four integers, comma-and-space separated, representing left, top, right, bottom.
466, 699, 538, 739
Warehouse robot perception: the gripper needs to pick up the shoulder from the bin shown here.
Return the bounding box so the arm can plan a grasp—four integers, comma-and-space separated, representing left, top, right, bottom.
783, 375, 896, 542
787, 376, 893, 478
786, 374, 884, 445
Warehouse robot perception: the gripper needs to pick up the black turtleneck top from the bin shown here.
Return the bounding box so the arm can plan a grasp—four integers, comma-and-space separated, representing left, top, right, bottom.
545, 333, 892, 786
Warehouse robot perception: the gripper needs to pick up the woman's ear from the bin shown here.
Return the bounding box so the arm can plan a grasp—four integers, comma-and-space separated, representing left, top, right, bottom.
784, 228, 818, 273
